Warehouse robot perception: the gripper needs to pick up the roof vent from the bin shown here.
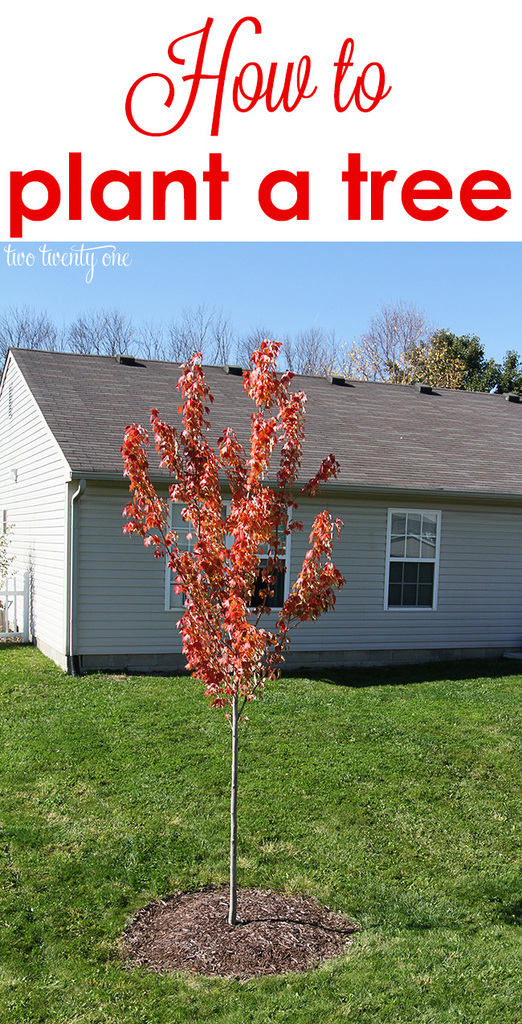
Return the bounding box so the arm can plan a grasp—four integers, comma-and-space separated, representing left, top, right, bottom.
415, 382, 433, 395
117, 354, 138, 366
326, 374, 347, 386
505, 392, 520, 403
223, 365, 244, 376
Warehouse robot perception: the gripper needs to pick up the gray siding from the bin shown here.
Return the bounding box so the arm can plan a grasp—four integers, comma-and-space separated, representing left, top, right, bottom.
76, 482, 179, 655
288, 496, 522, 653
0, 357, 69, 656
74, 483, 522, 663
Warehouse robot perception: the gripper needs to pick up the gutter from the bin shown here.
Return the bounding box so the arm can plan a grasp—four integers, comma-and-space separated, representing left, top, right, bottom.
66, 478, 86, 676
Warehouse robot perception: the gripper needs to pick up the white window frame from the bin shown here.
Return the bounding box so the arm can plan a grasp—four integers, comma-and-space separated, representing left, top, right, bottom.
164, 502, 200, 611
165, 501, 292, 613
384, 508, 441, 612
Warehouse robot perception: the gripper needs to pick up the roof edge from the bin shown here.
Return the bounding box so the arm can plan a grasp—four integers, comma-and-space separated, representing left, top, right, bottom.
68, 470, 522, 504
0, 349, 15, 395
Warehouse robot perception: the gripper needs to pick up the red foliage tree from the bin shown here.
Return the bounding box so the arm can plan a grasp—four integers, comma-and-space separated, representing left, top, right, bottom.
121, 341, 344, 924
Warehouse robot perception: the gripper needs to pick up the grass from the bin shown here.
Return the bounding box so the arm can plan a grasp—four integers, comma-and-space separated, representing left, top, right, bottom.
0, 644, 521, 1023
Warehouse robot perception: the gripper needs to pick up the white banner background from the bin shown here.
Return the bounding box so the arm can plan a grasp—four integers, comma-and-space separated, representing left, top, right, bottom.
1, 1, 519, 240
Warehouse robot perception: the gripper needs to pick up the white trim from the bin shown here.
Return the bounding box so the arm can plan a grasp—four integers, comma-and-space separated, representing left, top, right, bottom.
384, 508, 441, 611
164, 538, 173, 612
284, 523, 292, 606
0, 572, 30, 642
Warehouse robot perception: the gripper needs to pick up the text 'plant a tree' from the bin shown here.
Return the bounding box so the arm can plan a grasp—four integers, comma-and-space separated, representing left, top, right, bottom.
121, 341, 345, 925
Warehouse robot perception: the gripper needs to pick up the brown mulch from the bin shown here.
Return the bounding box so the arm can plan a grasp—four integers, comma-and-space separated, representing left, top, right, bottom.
119, 887, 357, 979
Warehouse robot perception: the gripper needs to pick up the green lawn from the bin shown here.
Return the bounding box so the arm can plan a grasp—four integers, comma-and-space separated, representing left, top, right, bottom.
0, 645, 520, 1024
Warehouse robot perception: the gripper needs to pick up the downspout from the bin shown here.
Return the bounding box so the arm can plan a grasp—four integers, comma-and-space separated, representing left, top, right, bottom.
67, 478, 86, 676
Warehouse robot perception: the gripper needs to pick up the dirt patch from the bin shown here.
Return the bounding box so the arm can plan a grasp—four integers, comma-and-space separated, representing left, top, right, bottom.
120, 887, 357, 979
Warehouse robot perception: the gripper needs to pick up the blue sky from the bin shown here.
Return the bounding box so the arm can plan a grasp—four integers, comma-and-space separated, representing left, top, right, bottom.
1, 242, 521, 362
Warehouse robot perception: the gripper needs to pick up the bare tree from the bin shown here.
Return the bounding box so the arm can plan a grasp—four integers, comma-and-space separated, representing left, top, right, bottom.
210, 312, 236, 366
0, 306, 61, 362
346, 302, 429, 383
235, 325, 275, 369
164, 305, 217, 363
136, 307, 235, 365
282, 327, 336, 376
66, 309, 136, 357
136, 320, 167, 360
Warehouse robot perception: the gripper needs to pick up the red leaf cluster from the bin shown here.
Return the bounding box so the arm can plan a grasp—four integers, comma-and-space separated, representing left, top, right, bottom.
122, 343, 344, 719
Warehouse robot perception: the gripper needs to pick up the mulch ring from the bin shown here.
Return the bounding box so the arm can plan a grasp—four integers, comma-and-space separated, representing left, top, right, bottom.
119, 887, 357, 979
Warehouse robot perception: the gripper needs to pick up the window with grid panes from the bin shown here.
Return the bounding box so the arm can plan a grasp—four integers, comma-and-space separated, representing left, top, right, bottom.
385, 509, 441, 610
165, 502, 232, 610
166, 502, 194, 610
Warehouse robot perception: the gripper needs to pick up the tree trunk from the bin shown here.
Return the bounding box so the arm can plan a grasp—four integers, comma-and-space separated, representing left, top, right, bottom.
228, 692, 239, 926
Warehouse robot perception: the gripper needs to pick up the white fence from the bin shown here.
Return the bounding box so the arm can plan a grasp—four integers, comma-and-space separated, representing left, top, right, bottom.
0, 573, 30, 642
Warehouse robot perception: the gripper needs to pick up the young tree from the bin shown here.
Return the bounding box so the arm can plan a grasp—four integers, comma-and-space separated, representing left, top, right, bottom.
121, 341, 345, 925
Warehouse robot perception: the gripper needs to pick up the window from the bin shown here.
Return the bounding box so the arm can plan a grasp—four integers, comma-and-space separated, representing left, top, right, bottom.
385, 509, 441, 610
165, 502, 291, 612
165, 502, 233, 611
250, 537, 290, 611
165, 502, 196, 610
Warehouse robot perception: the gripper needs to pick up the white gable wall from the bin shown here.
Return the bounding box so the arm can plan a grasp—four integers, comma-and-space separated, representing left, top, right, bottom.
0, 356, 69, 663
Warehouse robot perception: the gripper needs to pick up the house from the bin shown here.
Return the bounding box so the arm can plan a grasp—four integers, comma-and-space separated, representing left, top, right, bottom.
1, 346, 522, 673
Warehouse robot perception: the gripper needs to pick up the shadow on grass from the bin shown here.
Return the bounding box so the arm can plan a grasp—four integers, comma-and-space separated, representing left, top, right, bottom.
288, 658, 520, 690
498, 897, 522, 926
2, 645, 519, 695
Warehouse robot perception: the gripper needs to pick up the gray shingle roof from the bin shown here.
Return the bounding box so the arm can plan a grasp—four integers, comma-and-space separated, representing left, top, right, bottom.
8, 347, 522, 498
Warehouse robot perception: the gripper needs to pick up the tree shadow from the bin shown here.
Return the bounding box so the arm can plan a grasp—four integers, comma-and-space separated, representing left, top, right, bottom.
289, 657, 519, 690
498, 896, 522, 926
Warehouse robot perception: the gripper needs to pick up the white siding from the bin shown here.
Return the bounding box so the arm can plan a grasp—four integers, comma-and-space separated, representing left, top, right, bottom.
0, 357, 69, 657
75, 484, 522, 660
